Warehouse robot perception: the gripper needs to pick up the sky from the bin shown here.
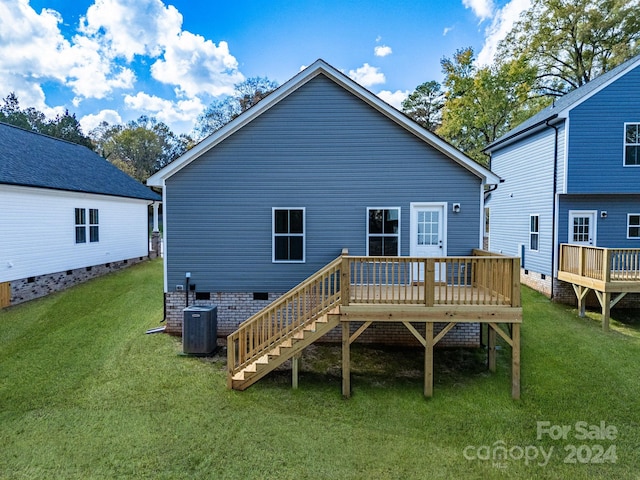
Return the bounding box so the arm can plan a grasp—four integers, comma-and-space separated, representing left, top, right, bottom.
0, 0, 531, 136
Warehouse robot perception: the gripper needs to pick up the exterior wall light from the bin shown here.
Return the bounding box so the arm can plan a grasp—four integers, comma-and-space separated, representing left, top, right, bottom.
452, 203, 461, 213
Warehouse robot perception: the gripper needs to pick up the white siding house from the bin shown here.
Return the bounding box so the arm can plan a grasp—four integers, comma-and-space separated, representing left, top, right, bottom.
0, 122, 161, 307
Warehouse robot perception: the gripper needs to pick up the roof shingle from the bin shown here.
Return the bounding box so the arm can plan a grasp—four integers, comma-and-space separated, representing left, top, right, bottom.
0, 122, 160, 201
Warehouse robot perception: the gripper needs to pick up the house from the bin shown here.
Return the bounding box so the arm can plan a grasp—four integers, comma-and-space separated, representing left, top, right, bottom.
485, 54, 640, 322
0, 122, 161, 307
148, 58, 504, 340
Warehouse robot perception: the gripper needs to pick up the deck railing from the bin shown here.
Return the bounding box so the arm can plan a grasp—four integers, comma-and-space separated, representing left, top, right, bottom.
344, 255, 520, 306
559, 244, 640, 282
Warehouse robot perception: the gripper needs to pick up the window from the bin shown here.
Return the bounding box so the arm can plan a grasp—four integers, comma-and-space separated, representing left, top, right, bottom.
624, 123, 640, 166
75, 208, 99, 243
529, 215, 539, 251
89, 209, 99, 242
273, 208, 305, 262
628, 214, 640, 239
367, 208, 400, 256
75, 208, 86, 243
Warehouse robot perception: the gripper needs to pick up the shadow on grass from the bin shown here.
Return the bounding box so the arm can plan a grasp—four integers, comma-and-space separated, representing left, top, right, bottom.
201, 343, 497, 393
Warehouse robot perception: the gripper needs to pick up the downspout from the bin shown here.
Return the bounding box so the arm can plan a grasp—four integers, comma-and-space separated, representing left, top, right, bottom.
546, 119, 559, 300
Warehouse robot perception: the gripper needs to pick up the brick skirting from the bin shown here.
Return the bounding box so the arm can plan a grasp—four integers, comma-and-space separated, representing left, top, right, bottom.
6, 256, 148, 306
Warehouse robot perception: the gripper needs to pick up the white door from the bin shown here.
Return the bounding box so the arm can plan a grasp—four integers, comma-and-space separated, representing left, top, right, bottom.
410, 203, 446, 281
568, 210, 597, 246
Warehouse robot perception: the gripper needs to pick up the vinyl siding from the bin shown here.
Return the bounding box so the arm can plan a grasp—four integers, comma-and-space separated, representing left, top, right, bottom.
558, 194, 640, 247
567, 64, 640, 193
165, 74, 484, 292
0, 184, 150, 282
488, 127, 556, 276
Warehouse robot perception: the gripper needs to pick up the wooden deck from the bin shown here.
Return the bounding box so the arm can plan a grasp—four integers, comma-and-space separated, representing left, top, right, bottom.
228, 252, 523, 399
558, 244, 640, 330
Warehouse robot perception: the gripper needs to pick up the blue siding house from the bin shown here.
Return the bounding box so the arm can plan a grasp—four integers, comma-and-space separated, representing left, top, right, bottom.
148, 59, 500, 338
486, 54, 640, 301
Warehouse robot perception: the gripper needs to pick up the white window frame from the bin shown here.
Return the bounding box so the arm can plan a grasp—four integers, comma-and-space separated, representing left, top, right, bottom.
75, 208, 86, 244
366, 207, 401, 256
624, 122, 640, 167
529, 214, 539, 252
272, 207, 306, 263
627, 214, 640, 239
89, 208, 99, 243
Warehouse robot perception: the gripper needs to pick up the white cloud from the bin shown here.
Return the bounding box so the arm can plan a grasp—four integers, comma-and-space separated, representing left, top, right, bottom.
79, 0, 182, 62
462, 0, 495, 21
443, 26, 454, 36
348, 64, 386, 88
151, 35, 243, 98
124, 91, 205, 125
374, 45, 393, 57
0, 0, 244, 132
0, 2, 72, 81
376, 90, 410, 110
476, 0, 530, 66
80, 109, 123, 133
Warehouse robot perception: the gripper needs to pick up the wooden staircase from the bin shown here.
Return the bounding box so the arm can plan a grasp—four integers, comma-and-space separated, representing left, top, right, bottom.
229, 310, 340, 390
227, 256, 343, 390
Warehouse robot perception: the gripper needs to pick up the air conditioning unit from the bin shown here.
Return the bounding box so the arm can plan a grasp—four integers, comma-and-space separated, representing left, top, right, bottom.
182, 305, 217, 355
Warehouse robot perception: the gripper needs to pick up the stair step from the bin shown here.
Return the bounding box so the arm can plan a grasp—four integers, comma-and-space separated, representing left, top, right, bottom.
293, 330, 305, 339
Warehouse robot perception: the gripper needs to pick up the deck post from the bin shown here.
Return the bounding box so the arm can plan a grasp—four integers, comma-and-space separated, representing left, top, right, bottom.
488, 324, 496, 373
512, 323, 521, 400
511, 257, 521, 307
341, 255, 350, 307
342, 320, 351, 398
292, 353, 301, 389
424, 322, 434, 398
601, 292, 611, 332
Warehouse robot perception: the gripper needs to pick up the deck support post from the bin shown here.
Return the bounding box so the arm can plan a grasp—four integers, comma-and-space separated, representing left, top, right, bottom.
512, 323, 521, 400
572, 284, 590, 318
488, 324, 496, 373
424, 322, 434, 398
342, 321, 351, 398
292, 353, 301, 389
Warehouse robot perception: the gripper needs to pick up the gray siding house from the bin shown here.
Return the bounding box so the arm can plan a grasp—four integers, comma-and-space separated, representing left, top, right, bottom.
148, 59, 500, 340
486, 54, 640, 302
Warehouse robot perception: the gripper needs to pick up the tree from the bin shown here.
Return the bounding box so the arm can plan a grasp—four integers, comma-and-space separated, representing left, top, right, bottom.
497, 0, 640, 96
437, 48, 542, 165
401, 80, 444, 131
91, 116, 191, 182
195, 76, 278, 139
40, 110, 93, 148
0, 93, 92, 147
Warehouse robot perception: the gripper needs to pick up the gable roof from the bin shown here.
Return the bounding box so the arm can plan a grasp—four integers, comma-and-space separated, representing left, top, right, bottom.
486, 54, 640, 152
148, 59, 500, 187
0, 122, 160, 201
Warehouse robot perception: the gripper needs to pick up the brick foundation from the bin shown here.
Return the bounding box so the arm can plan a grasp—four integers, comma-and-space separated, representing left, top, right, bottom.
8, 256, 148, 306
520, 268, 552, 297
165, 291, 480, 347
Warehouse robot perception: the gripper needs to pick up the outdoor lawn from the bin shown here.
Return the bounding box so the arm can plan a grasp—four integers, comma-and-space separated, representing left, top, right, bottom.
0, 259, 638, 479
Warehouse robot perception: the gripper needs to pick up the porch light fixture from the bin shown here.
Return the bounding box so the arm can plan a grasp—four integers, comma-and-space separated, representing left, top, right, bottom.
452, 203, 461, 213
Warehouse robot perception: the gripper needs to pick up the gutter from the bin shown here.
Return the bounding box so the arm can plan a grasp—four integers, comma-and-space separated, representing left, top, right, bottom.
484, 114, 559, 153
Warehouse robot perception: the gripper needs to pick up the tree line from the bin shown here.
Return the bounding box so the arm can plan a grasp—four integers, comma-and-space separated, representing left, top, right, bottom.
3, 0, 639, 179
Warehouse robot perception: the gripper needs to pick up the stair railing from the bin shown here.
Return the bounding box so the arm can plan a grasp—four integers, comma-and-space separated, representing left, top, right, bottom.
227, 255, 343, 380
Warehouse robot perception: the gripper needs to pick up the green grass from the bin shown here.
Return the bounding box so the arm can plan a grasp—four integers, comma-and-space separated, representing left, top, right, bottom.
1, 259, 639, 479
